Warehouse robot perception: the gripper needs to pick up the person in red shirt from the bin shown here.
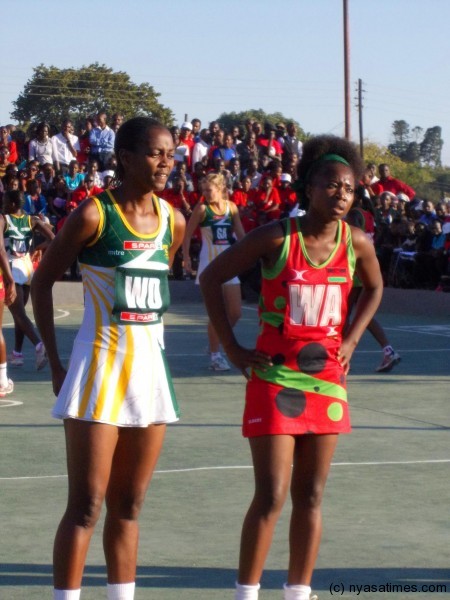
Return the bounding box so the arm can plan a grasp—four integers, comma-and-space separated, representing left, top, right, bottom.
0, 126, 18, 164
371, 163, 415, 199
232, 176, 258, 233
71, 176, 103, 205
160, 176, 197, 218
256, 123, 283, 161
278, 173, 297, 216
179, 122, 195, 168
253, 175, 281, 220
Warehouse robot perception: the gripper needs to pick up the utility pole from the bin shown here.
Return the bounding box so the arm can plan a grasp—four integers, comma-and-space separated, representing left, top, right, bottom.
343, 0, 351, 140
357, 78, 364, 157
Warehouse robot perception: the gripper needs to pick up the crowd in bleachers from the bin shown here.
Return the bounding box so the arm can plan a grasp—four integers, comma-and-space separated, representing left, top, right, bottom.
1, 114, 449, 289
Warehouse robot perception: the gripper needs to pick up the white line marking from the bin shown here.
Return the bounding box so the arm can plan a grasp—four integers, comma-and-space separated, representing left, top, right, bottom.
2, 459, 450, 481
0, 399, 23, 408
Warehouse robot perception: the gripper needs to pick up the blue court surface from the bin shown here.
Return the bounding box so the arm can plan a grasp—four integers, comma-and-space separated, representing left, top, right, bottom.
1, 281, 449, 599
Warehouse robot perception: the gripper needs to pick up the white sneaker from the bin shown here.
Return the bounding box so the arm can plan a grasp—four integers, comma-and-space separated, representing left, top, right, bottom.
376, 350, 401, 373
9, 352, 24, 367
35, 343, 48, 371
209, 354, 231, 371
0, 378, 14, 397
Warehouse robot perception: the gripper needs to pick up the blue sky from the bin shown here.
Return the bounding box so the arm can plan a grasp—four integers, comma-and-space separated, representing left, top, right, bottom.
2, 0, 450, 164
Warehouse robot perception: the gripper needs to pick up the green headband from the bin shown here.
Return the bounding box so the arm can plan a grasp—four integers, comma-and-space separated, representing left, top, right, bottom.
318, 153, 350, 167
292, 153, 351, 197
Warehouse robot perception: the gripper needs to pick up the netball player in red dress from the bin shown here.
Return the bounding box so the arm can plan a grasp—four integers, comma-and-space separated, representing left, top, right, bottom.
200, 135, 384, 600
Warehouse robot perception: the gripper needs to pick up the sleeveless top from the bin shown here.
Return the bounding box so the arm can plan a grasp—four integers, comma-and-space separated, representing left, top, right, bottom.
243, 217, 356, 437
79, 190, 174, 325
259, 217, 355, 344
4, 213, 33, 257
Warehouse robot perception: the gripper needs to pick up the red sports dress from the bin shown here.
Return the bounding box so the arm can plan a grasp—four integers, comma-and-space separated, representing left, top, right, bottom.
244, 217, 356, 437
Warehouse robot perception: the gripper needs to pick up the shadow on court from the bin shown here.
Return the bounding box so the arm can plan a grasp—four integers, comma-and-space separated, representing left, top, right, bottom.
1, 563, 449, 591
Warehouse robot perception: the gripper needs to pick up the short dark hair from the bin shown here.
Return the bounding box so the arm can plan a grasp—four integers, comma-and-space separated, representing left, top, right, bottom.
114, 117, 168, 181
4, 189, 24, 209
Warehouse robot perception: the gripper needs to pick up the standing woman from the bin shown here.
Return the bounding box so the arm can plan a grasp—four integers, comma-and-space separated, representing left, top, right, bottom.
183, 172, 245, 371
31, 117, 185, 600
2, 190, 54, 369
200, 135, 383, 600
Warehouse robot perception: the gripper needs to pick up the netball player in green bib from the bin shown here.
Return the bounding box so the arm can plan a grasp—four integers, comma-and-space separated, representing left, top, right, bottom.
182, 172, 245, 371
200, 135, 384, 600
31, 118, 185, 600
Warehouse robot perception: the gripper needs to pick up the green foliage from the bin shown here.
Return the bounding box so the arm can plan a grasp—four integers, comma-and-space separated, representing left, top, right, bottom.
388, 119, 443, 167
11, 63, 174, 128
363, 141, 448, 202
215, 109, 307, 139
420, 126, 443, 167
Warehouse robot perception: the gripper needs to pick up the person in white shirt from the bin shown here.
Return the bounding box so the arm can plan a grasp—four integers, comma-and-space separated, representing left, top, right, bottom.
191, 129, 210, 170
28, 122, 53, 166
52, 120, 80, 175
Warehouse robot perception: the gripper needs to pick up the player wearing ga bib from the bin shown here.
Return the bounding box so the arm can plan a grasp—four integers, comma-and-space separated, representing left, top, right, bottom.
4, 213, 34, 286
244, 216, 356, 437
196, 201, 239, 285
52, 190, 179, 427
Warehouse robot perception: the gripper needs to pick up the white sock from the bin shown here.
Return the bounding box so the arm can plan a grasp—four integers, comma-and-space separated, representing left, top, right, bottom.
0, 363, 8, 387
283, 583, 312, 600
235, 582, 260, 599
107, 582, 135, 599
36, 341, 44, 352
53, 590, 81, 600
211, 352, 221, 361
383, 345, 394, 355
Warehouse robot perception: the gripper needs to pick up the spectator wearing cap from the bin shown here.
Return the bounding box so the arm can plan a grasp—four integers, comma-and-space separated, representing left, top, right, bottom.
278, 173, 297, 216
371, 164, 415, 200
179, 121, 195, 168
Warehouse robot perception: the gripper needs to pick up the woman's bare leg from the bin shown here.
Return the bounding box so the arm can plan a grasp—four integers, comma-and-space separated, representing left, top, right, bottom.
287, 434, 339, 584
237, 435, 295, 584
103, 424, 166, 583
53, 420, 119, 590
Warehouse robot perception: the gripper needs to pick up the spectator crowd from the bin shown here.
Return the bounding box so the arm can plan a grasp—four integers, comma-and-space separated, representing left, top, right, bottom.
1, 114, 449, 288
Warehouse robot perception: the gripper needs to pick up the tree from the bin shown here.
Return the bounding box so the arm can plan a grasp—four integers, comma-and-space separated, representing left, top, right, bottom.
420, 126, 443, 167
388, 119, 410, 159
11, 63, 174, 128
215, 109, 307, 139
